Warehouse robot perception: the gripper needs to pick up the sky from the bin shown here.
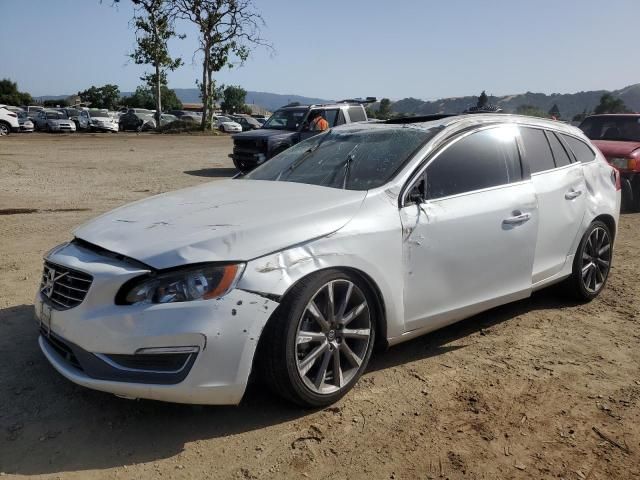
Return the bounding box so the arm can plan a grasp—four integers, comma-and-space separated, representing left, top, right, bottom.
1, 0, 638, 101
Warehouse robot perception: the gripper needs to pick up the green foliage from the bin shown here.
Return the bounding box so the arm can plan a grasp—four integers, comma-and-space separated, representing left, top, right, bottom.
78, 84, 121, 109
365, 107, 377, 119
376, 98, 392, 119
121, 85, 183, 110
516, 104, 549, 118
130, 0, 183, 127
548, 103, 561, 118
594, 93, 630, 114
0, 79, 33, 106
221, 85, 248, 114
477, 90, 488, 108
175, 0, 271, 130
572, 109, 589, 122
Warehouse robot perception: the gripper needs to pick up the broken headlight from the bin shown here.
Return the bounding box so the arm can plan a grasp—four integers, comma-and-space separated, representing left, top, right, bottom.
117, 264, 244, 305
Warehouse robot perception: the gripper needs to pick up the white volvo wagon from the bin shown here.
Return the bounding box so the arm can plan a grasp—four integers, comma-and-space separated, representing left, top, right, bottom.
36, 114, 621, 407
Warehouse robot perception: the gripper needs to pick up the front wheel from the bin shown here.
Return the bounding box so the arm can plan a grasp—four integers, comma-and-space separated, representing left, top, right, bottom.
260, 270, 376, 407
0, 122, 9, 136
565, 220, 613, 301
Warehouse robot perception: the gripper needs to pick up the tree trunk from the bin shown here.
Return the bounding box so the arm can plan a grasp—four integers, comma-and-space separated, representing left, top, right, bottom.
155, 64, 162, 129
200, 52, 209, 131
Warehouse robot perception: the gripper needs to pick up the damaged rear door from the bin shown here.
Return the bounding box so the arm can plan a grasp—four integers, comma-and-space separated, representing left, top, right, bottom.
400, 126, 538, 333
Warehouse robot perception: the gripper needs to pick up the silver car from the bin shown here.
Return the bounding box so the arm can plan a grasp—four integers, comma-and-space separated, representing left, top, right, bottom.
35, 114, 620, 407
34, 110, 76, 132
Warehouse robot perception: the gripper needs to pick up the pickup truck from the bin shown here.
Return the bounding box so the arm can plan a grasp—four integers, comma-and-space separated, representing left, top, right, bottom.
229, 99, 374, 173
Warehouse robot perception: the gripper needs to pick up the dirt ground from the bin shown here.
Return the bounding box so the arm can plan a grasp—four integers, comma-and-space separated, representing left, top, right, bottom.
0, 133, 639, 480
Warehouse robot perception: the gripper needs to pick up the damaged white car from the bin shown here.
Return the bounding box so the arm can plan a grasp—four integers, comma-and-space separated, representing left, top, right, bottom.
36, 114, 620, 407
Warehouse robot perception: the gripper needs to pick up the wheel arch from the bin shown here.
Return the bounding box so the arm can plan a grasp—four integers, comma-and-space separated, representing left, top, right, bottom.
592, 213, 616, 243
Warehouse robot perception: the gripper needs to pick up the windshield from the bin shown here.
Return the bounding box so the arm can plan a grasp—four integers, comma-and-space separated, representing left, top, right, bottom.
245, 124, 439, 190
262, 108, 307, 131
89, 110, 110, 117
579, 116, 640, 142
65, 109, 80, 116
46, 112, 65, 119
217, 116, 232, 123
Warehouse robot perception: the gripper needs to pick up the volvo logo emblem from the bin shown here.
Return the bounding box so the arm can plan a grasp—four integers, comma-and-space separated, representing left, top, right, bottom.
41, 268, 67, 298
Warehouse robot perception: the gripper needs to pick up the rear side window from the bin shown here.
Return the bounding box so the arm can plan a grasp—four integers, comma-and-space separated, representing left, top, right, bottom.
520, 127, 555, 173
347, 106, 367, 123
426, 127, 521, 200
336, 110, 346, 126
561, 135, 596, 163
546, 131, 572, 167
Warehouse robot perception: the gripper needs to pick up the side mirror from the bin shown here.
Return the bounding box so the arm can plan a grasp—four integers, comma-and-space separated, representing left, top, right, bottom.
300, 121, 309, 131
408, 177, 426, 204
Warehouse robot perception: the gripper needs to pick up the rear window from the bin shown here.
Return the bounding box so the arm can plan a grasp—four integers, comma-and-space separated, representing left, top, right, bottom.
546, 131, 572, 167
519, 127, 555, 173
348, 106, 367, 123
560, 135, 596, 163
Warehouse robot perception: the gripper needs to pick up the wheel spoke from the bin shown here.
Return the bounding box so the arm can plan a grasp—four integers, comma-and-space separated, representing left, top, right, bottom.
340, 302, 366, 326
297, 331, 326, 345
332, 349, 343, 388
582, 262, 593, 276
299, 341, 328, 376
314, 350, 332, 389
340, 342, 362, 368
598, 243, 610, 257
326, 282, 336, 324
336, 282, 353, 322
307, 300, 330, 333
341, 328, 371, 340
584, 267, 594, 290
596, 258, 610, 269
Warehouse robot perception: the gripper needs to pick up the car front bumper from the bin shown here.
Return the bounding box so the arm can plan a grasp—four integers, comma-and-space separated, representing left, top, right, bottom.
91, 123, 118, 132
35, 241, 279, 405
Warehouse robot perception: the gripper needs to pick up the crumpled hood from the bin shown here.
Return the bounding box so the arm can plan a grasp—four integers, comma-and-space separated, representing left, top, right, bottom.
592, 140, 640, 158
74, 179, 366, 269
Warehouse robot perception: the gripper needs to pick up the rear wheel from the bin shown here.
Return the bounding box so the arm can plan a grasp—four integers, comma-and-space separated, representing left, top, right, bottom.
565, 221, 612, 301
260, 270, 376, 407
0, 122, 9, 136
630, 181, 640, 213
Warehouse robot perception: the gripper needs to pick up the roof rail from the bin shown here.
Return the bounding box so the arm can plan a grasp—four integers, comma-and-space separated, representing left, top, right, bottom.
335, 97, 377, 105
385, 114, 459, 124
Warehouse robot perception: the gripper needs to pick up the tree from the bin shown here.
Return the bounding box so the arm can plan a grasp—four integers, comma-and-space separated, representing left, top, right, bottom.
515, 104, 548, 118
129, 0, 183, 127
548, 103, 561, 119
175, 0, 271, 130
0, 79, 33, 106
121, 85, 183, 110
477, 90, 489, 108
365, 106, 377, 119
220, 85, 247, 114
377, 98, 392, 119
572, 109, 589, 123
78, 85, 121, 109
594, 93, 630, 114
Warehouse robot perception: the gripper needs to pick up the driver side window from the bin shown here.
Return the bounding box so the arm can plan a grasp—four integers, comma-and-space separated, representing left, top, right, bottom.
424, 127, 522, 200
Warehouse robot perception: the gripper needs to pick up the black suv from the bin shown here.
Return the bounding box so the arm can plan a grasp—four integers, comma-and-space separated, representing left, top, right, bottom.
229, 99, 373, 172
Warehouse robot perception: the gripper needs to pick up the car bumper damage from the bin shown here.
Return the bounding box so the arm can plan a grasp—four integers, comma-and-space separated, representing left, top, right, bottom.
35, 242, 279, 405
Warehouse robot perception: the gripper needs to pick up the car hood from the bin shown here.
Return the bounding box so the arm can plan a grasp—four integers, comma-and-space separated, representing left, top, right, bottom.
232, 128, 297, 140
74, 179, 366, 269
592, 140, 640, 157
49, 119, 73, 125
221, 121, 241, 127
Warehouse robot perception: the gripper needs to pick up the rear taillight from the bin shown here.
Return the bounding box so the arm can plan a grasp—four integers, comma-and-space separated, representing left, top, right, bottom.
7, 112, 17, 118
612, 168, 621, 191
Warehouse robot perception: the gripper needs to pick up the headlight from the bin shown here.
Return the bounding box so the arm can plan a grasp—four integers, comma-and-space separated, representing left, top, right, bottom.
117, 264, 244, 305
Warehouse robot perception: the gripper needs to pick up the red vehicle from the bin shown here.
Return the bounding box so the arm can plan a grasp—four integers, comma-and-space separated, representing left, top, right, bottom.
579, 114, 640, 211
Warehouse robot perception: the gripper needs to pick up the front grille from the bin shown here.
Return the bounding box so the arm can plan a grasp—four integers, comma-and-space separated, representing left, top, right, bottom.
40, 261, 92, 310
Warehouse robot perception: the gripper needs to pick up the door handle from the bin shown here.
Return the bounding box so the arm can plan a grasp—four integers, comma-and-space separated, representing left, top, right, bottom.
503, 212, 531, 225
565, 189, 582, 200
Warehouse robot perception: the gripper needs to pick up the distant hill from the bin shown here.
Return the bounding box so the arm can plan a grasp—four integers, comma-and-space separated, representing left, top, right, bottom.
389, 83, 640, 119
36, 89, 332, 112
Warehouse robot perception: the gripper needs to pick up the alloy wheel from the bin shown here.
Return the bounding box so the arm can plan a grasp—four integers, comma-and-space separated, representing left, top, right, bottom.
0, 124, 8, 136
295, 280, 372, 395
581, 226, 611, 293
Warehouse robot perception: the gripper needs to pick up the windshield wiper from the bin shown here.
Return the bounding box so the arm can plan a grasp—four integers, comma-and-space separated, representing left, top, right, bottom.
342, 145, 359, 189
276, 133, 330, 181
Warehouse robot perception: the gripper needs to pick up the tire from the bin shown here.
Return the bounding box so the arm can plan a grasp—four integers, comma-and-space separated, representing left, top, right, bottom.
564, 220, 613, 301
630, 183, 640, 213
259, 269, 376, 407
232, 156, 253, 174
0, 121, 9, 136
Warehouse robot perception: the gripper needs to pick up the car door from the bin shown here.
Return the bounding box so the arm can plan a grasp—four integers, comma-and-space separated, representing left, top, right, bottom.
519, 127, 586, 284
399, 125, 538, 333
79, 111, 89, 129
298, 109, 339, 142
